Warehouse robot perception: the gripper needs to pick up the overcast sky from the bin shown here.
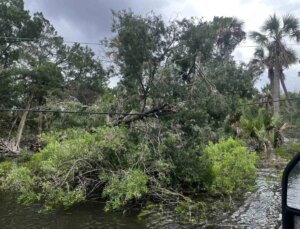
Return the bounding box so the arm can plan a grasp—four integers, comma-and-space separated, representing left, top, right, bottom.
24, 0, 300, 91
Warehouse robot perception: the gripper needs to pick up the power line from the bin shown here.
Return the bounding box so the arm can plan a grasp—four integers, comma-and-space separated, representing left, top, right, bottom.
0, 36, 104, 46
235, 43, 300, 48
239, 97, 300, 106
0, 98, 300, 115
0, 108, 151, 116
1, 36, 300, 49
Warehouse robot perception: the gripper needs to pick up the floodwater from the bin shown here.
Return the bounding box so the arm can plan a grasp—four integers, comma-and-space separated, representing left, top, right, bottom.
0, 168, 283, 229
142, 169, 283, 228
0, 194, 145, 229
226, 169, 282, 228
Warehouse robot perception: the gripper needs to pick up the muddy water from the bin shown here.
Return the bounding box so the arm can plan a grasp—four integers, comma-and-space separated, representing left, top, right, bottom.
0, 169, 283, 229
142, 168, 283, 228
227, 169, 282, 228
0, 194, 145, 229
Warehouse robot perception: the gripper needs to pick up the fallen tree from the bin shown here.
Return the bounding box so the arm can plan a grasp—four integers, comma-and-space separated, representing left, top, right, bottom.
0, 138, 20, 157
113, 103, 176, 126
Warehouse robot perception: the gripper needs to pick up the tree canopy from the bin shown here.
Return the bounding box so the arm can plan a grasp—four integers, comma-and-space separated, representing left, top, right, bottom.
0, 3, 299, 225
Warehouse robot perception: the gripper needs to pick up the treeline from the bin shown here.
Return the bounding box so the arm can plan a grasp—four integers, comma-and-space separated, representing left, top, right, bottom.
0, 2, 257, 141
0, 0, 300, 222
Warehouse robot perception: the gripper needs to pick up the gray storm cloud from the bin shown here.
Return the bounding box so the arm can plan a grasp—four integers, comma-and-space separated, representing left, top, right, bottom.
24, 0, 172, 42
23, 0, 300, 91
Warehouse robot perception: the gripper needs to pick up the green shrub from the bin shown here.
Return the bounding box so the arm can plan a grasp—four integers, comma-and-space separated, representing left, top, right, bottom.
0, 127, 132, 210
0, 127, 257, 212
41, 184, 85, 211
160, 130, 217, 187
4, 166, 35, 191
102, 169, 148, 211
1, 166, 40, 204
0, 161, 13, 177
202, 137, 257, 194
239, 108, 274, 149
0, 126, 152, 211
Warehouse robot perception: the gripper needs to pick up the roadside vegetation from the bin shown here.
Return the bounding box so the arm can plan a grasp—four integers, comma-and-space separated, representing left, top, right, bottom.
0, 0, 300, 223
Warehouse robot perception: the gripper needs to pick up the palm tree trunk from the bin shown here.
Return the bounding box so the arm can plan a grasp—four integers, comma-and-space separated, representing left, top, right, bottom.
273, 65, 280, 116
15, 94, 33, 149
280, 71, 294, 112
268, 68, 274, 97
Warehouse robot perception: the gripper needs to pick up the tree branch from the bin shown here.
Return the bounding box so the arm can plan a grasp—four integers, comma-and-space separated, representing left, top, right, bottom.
113, 103, 176, 126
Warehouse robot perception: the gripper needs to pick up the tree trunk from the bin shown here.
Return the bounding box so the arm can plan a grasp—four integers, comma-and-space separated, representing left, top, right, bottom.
268, 68, 274, 97
280, 71, 294, 112
273, 65, 280, 116
38, 112, 43, 135
15, 94, 33, 149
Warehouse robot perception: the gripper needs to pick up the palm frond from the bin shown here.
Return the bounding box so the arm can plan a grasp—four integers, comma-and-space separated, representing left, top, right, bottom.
292, 30, 300, 42
282, 14, 299, 35
266, 41, 277, 57
262, 14, 280, 37
230, 17, 245, 28
254, 47, 265, 60
249, 31, 268, 46
252, 47, 273, 68
280, 47, 297, 67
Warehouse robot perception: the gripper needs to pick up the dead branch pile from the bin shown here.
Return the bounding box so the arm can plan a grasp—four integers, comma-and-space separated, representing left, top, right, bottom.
0, 138, 20, 157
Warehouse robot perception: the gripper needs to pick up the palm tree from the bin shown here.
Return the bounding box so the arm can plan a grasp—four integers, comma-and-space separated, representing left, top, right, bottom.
252, 44, 295, 113
250, 14, 300, 116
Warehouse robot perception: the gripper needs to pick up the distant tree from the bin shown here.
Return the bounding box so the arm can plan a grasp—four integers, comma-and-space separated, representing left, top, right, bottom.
250, 14, 300, 115
8, 12, 65, 148
251, 45, 294, 112
107, 11, 256, 130
173, 16, 246, 84
107, 10, 177, 112
212, 16, 246, 58
0, 0, 41, 68
63, 43, 107, 104
0, 0, 41, 108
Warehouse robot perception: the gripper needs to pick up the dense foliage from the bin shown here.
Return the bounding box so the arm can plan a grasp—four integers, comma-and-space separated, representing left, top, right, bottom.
0, 128, 257, 212
202, 138, 257, 194
0, 0, 299, 223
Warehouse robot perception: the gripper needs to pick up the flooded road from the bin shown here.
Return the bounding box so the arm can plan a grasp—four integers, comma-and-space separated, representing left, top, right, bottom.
0, 168, 283, 229
142, 168, 283, 228
0, 194, 145, 229
227, 169, 282, 228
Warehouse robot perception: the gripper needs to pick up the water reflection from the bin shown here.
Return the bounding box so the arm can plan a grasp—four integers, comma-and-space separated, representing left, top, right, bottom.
0, 168, 284, 228
0, 194, 145, 229
287, 161, 300, 210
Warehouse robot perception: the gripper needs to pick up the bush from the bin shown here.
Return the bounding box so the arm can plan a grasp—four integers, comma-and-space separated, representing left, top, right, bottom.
202, 137, 257, 194
0, 127, 131, 210
239, 108, 273, 145
0, 161, 13, 176
0, 127, 258, 212
0, 126, 154, 211
102, 169, 148, 211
